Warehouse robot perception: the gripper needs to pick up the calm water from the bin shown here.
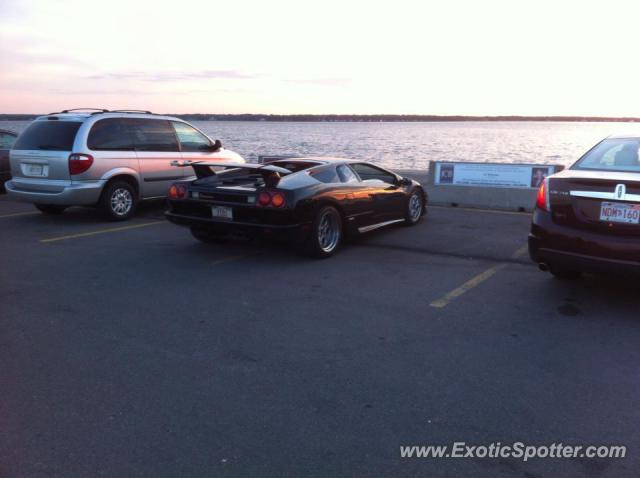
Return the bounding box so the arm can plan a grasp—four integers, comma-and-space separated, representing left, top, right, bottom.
3, 120, 640, 170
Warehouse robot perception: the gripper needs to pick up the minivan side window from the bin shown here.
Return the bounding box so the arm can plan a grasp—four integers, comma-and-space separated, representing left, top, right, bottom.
13, 121, 82, 151
172, 122, 212, 152
88, 118, 135, 150
130, 119, 179, 152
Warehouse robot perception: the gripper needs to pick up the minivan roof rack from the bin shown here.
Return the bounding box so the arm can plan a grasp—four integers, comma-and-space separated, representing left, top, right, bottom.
46, 109, 155, 116
109, 109, 153, 114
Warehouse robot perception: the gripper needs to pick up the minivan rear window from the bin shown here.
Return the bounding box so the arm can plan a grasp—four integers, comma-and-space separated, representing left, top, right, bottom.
13, 121, 82, 151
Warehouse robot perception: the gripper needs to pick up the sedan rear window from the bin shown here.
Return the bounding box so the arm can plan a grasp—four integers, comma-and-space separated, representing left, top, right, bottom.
13, 121, 82, 151
573, 139, 640, 172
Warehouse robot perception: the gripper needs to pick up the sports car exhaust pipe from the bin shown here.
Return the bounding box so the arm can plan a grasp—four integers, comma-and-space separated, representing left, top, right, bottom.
538, 263, 549, 272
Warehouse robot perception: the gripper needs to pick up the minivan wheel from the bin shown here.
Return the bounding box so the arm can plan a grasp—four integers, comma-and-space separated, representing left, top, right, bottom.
34, 204, 67, 215
100, 181, 137, 221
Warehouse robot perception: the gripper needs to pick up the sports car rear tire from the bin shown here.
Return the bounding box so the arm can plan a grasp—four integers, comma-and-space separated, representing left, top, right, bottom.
404, 189, 424, 225
304, 205, 343, 258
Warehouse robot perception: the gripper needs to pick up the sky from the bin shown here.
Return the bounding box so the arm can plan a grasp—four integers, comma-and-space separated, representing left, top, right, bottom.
1, 0, 640, 116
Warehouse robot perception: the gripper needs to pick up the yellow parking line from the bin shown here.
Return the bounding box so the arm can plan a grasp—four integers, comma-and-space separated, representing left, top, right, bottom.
430, 263, 507, 308
429, 244, 528, 308
430, 205, 530, 216
511, 244, 529, 259
40, 221, 166, 243
0, 211, 39, 219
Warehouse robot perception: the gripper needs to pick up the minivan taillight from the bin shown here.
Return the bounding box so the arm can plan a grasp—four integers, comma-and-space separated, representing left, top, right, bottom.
68, 153, 94, 175
168, 183, 187, 199
536, 179, 549, 211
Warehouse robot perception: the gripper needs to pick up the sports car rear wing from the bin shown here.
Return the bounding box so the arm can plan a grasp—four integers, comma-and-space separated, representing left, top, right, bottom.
170, 160, 292, 182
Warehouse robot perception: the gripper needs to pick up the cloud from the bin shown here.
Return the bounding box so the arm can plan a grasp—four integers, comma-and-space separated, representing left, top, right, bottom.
88, 70, 258, 82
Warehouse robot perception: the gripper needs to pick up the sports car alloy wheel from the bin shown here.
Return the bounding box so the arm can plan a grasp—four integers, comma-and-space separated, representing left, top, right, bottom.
111, 188, 133, 216
408, 192, 422, 222
317, 208, 341, 253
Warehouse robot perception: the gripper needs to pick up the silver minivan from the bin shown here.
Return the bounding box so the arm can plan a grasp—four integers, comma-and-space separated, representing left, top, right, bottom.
5, 109, 244, 220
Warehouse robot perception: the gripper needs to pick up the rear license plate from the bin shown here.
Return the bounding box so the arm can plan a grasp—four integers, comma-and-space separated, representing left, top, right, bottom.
211, 205, 233, 220
600, 202, 640, 224
27, 164, 44, 176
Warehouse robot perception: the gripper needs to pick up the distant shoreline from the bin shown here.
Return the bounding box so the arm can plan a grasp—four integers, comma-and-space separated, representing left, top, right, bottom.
2, 113, 640, 123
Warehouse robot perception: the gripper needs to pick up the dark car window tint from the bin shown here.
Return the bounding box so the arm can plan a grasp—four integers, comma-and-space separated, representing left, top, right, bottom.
0, 132, 17, 149
337, 164, 359, 183
574, 139, 640, 172
172, 121, 211, 152
88, 119, 135, 150
130, 119, 179, 152
13, 121, 81, 151
351, 163, 395, 184
311, 166, 341, 183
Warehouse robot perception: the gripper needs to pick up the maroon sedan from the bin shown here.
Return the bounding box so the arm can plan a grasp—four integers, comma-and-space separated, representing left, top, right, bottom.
529, 135, 640, 279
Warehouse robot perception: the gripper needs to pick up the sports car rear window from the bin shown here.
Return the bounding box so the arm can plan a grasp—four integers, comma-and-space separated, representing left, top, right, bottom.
311, 166, 340, 183
13, 121, 82, 151
270, 161, 318, 173
573, 138, 640, 172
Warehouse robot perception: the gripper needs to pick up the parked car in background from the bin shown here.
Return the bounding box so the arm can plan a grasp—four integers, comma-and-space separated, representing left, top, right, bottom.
0, 129, 18, 192
529, 134, 640, 278
5, 109, 244, 220
165, 157, 427, 257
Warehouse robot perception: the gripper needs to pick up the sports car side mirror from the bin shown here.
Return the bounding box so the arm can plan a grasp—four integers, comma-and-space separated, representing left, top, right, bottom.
398, 177, 412, 187
208, 139, 222, 152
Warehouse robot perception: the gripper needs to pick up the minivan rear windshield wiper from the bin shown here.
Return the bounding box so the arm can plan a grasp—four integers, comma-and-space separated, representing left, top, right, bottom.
37, 144, 67, 150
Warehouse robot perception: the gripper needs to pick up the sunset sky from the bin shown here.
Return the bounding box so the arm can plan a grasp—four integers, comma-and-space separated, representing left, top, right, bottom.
1, 0, 640, 116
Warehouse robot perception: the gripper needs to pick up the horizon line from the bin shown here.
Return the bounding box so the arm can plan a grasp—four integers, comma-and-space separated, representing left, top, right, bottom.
2, 113, 640, 123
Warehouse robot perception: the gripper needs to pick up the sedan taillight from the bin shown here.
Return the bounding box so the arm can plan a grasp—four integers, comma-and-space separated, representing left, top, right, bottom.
68, 153, 93, 175
536, 179, 550, 211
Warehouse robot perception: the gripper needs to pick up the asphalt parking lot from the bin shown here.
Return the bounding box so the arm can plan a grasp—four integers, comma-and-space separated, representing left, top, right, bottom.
1, 196, 639, 478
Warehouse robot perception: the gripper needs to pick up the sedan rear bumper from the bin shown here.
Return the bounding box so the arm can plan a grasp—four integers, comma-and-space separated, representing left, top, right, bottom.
5, 178, 105, 205
529, 208, 640, 273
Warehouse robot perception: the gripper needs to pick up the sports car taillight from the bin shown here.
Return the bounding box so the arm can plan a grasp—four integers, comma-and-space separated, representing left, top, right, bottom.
271, 192, 285, 208
258, 191, 271, 206
536, 179, 549, 211
168, 183, 187, 199
68, 153, 93, 175
257, 190, 286, 208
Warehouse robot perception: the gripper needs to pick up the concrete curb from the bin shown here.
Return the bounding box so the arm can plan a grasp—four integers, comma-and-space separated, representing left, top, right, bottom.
397, 168, 537, 213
